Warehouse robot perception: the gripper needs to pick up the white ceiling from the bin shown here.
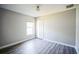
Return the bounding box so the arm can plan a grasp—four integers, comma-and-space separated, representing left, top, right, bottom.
0, 4, 76, 17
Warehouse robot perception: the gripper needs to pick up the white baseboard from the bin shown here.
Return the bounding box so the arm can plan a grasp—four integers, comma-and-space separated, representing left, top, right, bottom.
0, 38, 34, 50
38, 38, 75, 48
45, 39, 75, 48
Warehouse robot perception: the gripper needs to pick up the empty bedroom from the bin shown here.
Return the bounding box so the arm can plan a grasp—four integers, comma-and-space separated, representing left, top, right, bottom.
0, 4, 79, 54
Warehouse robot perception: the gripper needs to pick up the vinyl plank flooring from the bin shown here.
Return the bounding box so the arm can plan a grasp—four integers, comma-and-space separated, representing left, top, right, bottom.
57, 45, 64, 54
48, 43, 57, 54
53, 44, 62, 54
46, 43, 56, 54
50, 43, 60, 54
0, 39, 77, 54
67, 46, 77, 54
39, 43, 52, 54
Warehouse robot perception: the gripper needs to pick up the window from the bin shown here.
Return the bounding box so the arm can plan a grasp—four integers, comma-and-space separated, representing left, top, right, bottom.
26, 22, 34, 35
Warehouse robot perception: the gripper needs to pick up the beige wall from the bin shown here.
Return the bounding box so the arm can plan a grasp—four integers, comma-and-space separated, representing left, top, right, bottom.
37, 9, 76, 46
0, 8, 35, 47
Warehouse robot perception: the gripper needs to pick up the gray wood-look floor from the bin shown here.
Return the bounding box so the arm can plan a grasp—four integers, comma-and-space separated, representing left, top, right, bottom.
0, 39, 77, 54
